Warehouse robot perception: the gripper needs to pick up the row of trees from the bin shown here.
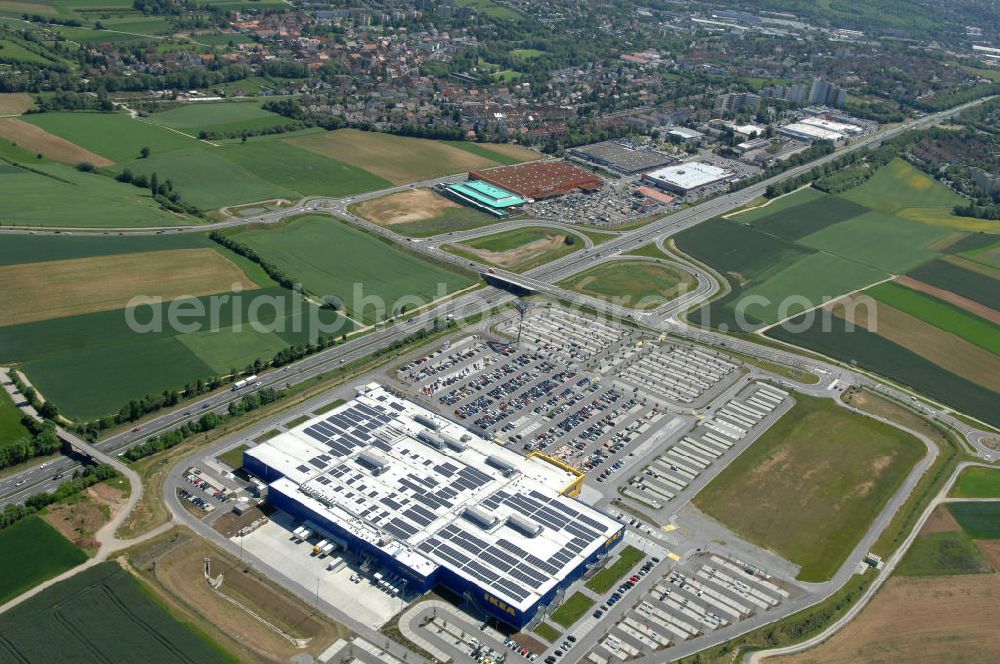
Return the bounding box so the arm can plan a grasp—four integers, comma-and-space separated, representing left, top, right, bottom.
114, 168, 201, 216
209, 232, 299, 291
0, 465, 119, 531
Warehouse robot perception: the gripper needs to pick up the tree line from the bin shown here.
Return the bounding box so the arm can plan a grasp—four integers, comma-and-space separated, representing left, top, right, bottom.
124, 387, 281, 462
209, 232, 300, 291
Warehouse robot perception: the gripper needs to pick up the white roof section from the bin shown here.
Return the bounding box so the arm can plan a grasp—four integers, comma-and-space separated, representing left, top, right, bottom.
799, 116, 862, 136
644, 161, 735, 191
667, 127, 704, 139
248, 384, 620, 612
779, 122, 844, 141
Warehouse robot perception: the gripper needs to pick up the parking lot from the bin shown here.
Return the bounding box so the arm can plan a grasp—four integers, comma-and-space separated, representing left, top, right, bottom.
584, 552, 797, 662
606, 341, 739, 407
394, 309, 707, 479
620, 381, 792, 511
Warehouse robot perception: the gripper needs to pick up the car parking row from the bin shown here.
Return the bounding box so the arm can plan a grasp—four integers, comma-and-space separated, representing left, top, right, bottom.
621, 382, 789, 510
177, 487, 215, 512
585, 555, 788, 662
614, 344, 737, 406
185, 467, 235, 504
501, 308, 631, 364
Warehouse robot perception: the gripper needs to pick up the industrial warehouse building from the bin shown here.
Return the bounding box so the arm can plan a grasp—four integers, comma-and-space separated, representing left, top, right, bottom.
641, 161, 736, 195
469, 161, 603, 200
569, 140, 675, 174
244, 384, 624, 628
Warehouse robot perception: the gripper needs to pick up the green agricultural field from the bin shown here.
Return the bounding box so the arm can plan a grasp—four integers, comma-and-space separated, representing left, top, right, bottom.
510, 48, 544, 59
797, 209, 947, 273
907, 259, 1000, 311
0, 235, 349, 419
765, 316, 1000, 428
455, 0, 520, 19
147, 101, 296, 136
896, 530, 993, 576
868, 282, 1000, 355
218, 136, 391, 199
677, 166, 994, 331
947, 503, 1000, 539
0, 159, 197, 228
950, 467, 1000, 499
0, 562, 235, 662
560, 260, 697, 310
740, 252, 887, 325
445, 140, 538, 165
963, 237, 1000, 269
445, 226, 583, 272
586, 546, 644, 594
0, 517, 86, 605
0, 37, 58, 64
0, 285, 350, 420
840, 158, 964, 216
731, 186, 827, 224
224, 216, 474, 324
0, 387, 30, 447
0, 233, 216, 267
549, 592, 594, 628
122, 147, 298, 210
744, 193, 868, 241
694, 393, 925, 582
25, 111, 201, 162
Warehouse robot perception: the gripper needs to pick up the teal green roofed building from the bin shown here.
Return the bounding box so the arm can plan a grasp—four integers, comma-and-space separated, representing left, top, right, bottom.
442, 181, 526, 216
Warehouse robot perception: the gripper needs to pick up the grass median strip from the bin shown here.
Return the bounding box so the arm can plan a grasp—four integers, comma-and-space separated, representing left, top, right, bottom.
586, 545, 644, 594
548, 592, 595, 628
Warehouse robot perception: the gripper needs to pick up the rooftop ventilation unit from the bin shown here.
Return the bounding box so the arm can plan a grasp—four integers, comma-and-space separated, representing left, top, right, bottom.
417, 430, 445, 449
507, 513, 543, 538
413, 413, 440, 430
463, 505, 498, 529
486, 455, 517, 477
442, 433, 467, 452
356, 451, 390, 475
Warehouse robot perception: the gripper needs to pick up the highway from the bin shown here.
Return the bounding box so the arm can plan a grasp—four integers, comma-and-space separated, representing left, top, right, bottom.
1, 95, 994, 509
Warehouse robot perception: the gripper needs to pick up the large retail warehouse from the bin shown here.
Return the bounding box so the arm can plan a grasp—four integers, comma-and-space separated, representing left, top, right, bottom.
244, 383, 624, 628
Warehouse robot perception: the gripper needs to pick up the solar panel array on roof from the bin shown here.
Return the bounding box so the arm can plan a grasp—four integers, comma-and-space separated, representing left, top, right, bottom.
300, 402, 398, 460
249, 384, 623, 617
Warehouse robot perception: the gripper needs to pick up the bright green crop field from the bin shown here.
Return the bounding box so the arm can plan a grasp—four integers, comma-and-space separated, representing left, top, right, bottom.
224, 216, 474, 323
950, 467, 1000, 499
24, 111, 201, 162
0, 561, 235, 663
0, 517, 86, 605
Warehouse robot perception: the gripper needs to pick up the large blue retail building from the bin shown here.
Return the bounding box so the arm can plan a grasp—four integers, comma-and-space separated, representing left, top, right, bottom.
244, 383, 624, 628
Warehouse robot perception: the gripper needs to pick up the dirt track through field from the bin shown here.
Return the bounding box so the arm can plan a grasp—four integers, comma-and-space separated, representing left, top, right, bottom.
895, 276, 1000, 325
778, 541, 1000, 664
0, 248, 258, 326
829, 295, 1000, 392
0, 118, 114, 166
355, 188, 463, 225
